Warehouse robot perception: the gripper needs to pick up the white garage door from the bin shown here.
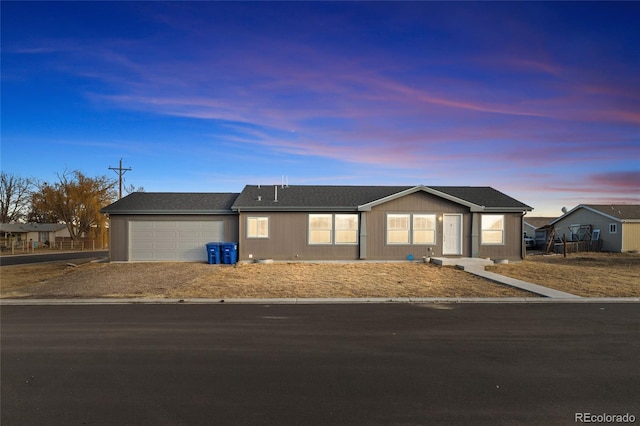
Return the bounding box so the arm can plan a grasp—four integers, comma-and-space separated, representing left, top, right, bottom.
129, 220, 224, 261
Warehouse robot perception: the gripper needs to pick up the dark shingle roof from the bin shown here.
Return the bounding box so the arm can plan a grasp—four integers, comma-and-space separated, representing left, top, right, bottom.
232, 185, 412, 211
523, 217, 556, 229
429, 186, 533, 210
100, 186, 532, 214
0, 223, 67, 233
101, 192, 239, 214
232, 185, 532, 211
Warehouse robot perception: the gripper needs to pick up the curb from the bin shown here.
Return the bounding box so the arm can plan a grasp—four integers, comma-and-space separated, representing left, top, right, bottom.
1, 297, 638, 305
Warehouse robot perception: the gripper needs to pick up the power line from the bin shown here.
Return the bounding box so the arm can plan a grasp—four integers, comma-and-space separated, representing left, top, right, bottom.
108, 158, 132, 199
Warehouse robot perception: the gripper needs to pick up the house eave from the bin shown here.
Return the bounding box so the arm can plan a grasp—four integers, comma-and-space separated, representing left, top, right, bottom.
358, 186, 531, 213
481, 207, 532, 213
550, 205, 626, 226
232, 206, 359, 212
358, 185, 483, 211
101, 210, 235, 215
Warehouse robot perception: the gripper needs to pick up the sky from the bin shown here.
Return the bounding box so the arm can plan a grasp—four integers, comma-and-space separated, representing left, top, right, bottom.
1, 1, 639, 216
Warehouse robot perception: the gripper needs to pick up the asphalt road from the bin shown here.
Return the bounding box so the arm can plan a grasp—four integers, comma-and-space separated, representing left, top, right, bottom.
0, 250, 108, 266
1, 303, 638, 425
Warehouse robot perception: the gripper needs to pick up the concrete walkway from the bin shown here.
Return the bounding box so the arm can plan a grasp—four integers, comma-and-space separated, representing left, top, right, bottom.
461, 266, 581, 299
431, 257, 581, 299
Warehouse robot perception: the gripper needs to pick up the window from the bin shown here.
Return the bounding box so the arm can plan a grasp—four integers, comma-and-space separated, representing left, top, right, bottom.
309, 214, 333, 244
413, 214, 436, 244
387, 214, 410, 244
335, 214, 358, 244
309, 214, 358, 245
387, 214, 438, 245
247, 217, 269, 238
481, 215, 504, 245
609, 223, 617, 234
569, 224, 586, 241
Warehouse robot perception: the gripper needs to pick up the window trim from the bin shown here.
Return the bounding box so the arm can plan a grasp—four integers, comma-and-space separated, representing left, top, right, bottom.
481, 214, 505, 245
246, 216, 269, 239
308, 213, 359, 245
386, 213, 411, 245
609, 223, 618, 234
334, 214, 359, 245
412, 214, 437, 245
386, 213, 438, 245
308, 214, 334, 245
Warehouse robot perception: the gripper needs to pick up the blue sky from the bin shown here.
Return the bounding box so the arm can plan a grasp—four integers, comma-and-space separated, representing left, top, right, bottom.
2, 1, 638, 216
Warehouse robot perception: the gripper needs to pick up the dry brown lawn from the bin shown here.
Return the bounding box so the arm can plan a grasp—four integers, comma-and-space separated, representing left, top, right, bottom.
2, 252, 637, 299
487, 252, 640, 297
1, 260, 531, 299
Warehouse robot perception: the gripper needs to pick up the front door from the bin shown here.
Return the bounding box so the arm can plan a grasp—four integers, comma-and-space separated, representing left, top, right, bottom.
443, 214, 462, 255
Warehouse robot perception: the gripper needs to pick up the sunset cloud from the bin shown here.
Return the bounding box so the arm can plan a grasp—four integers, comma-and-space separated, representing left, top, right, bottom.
2, 1, 638, 216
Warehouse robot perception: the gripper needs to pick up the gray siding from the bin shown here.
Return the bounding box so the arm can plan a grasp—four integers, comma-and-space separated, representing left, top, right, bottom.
367, 191, 470, 260
477, 212, 524, 260
239, 212, 359, 260
107, 214, 238, 261
109, 216, 128, 261
553, 209, 622, 252
238, 191, 525, 261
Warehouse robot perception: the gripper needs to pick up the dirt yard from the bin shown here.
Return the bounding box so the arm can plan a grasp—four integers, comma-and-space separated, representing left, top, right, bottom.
1, 260, 531, 299
487, 252, 640, 297
2, 252, 637, 299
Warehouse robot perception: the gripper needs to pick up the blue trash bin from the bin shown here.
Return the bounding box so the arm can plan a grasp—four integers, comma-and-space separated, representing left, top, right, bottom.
221, 242, 238, 265
205, 243, 221, 264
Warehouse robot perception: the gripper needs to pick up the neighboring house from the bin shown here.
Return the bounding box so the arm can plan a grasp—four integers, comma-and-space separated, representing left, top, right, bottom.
101, 192, 240, 261
232, 185, 532, 262
101, 185, 532, 262
550, 204, 640, 252
0, 223, 70, 247
523, 217, 556, 248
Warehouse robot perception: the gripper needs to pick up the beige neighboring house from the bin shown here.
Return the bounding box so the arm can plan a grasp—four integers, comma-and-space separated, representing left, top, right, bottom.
0, 223, 71, 248
550, 205, 640, 252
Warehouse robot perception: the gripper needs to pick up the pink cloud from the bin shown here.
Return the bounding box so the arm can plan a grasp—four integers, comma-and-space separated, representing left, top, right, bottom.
586, 171, 640, 191
502, 58, 562, 76
68, 22, 638, 181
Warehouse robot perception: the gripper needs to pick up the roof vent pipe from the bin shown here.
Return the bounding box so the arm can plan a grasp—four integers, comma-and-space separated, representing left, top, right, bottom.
257, 196, 262, 201
274, 185, 278, 202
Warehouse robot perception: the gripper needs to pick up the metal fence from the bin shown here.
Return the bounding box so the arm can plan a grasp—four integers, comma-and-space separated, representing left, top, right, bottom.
0, 237, 107, 254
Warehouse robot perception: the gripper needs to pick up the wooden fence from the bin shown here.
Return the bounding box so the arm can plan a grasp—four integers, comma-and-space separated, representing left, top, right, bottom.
551, 239, 603, 255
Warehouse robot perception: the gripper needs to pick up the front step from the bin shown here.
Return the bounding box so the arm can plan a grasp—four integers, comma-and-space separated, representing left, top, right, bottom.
430, 257, 494, 268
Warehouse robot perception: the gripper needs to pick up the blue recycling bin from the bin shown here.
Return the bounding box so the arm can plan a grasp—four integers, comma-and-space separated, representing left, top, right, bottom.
205, 243, 221, 264
221, 242, 238, 265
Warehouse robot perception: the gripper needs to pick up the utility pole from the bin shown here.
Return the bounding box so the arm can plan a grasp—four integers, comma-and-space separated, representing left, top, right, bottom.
109, 158, 132, 199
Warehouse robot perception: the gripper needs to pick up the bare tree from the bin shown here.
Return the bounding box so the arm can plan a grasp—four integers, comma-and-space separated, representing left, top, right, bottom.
124, 183, 145, 195
0, 172, 35, 223
30, 170, 117, 240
